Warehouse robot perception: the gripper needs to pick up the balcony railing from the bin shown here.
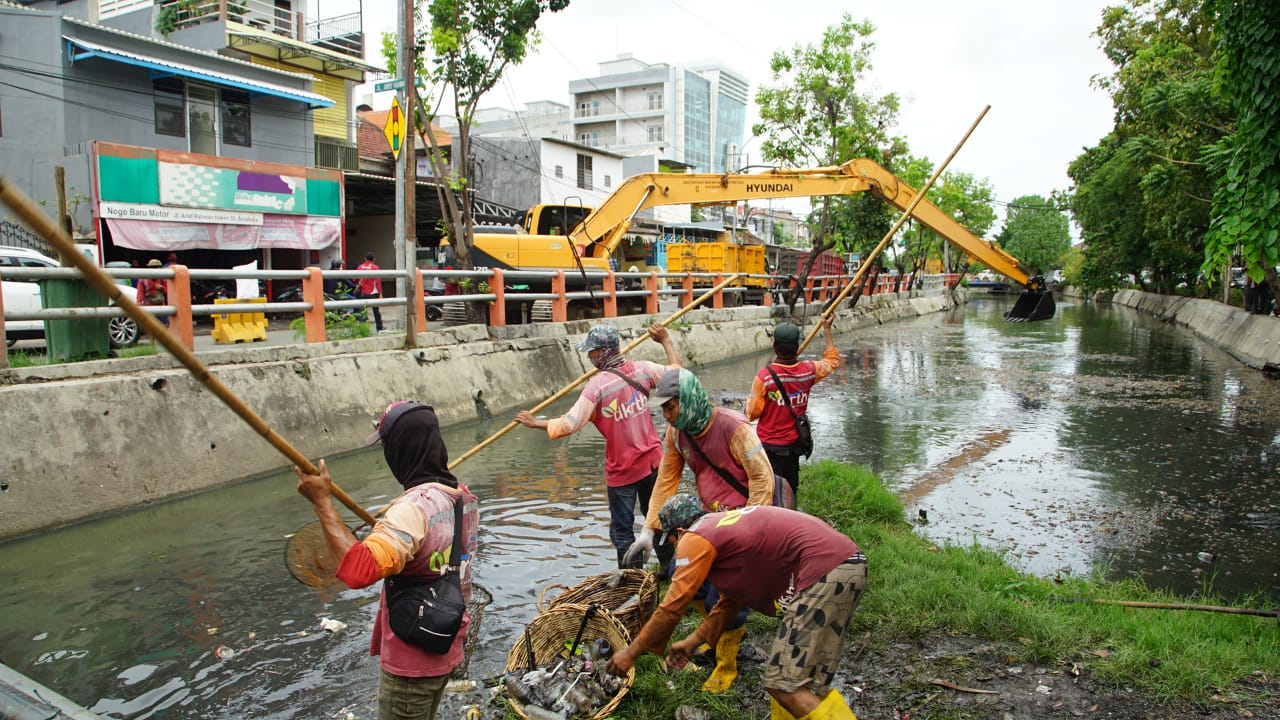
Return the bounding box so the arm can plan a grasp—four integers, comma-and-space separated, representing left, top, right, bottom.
158, 0, 364, 60
305, 11, 364, 58
315, 137, 359, 171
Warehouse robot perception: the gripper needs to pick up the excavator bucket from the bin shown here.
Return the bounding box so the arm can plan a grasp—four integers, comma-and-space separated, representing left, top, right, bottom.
1004, 290, 1056, 322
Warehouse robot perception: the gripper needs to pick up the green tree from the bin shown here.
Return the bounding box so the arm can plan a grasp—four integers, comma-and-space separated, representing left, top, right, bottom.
894, 157, 997, 284
1070, 0, 1228, 293
1202, 1, 1280, 310
753, 14, 900, 311
996, 194, 1071, 276
384, 0, 569, 281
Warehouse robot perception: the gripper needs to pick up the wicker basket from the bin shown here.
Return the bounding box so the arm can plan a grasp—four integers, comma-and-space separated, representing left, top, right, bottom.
505, 603, 634, 720
537, 569, 658, 638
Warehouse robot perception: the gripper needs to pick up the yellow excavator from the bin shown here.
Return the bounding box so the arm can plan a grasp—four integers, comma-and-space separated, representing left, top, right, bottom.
463, 158, 1054, 322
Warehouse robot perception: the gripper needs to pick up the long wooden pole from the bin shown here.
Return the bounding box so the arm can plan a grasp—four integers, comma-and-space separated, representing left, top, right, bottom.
447, 273, 742, 469
1052, 596, 1279, 620
0, 178, 378, 527
798, 105, 990, 354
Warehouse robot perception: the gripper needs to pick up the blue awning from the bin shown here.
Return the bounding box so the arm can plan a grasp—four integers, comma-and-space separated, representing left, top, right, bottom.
64, 36, 334, 109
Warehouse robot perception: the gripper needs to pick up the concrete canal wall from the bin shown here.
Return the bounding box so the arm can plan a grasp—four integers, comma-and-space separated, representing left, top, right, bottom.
0, 290, 961, 540
1097, 289, 1280, 371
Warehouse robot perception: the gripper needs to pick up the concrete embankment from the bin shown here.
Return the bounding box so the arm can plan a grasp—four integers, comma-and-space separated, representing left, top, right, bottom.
1084, 288, 1280, 371
0, 291, 961, 540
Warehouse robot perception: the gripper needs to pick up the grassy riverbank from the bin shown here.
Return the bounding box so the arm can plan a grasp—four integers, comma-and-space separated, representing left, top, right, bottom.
604, 461, 1280, 720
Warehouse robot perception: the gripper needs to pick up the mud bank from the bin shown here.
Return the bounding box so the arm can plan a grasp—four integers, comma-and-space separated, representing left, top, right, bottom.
0, 291, 959, 539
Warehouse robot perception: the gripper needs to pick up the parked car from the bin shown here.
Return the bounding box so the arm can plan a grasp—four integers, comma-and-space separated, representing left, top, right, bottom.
1, 245, 140, 348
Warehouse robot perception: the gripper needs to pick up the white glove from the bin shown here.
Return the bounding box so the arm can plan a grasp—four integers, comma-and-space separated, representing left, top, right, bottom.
622, 527, 654, 568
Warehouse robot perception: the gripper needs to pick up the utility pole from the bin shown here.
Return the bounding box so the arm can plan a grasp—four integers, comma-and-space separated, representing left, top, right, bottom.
395, 0, 418, 346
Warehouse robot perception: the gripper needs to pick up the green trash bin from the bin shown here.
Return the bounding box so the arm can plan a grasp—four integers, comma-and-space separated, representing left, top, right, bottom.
40, 278, 110, 362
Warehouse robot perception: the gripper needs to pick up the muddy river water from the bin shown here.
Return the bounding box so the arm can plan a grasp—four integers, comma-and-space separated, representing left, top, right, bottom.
2, 295, 1278, 718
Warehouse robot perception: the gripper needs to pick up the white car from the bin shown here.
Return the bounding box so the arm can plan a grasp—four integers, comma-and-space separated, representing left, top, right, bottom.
1, 245, 140, 348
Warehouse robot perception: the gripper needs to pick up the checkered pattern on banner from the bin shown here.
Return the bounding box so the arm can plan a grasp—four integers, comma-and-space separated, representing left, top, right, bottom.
159, 163, 221, 209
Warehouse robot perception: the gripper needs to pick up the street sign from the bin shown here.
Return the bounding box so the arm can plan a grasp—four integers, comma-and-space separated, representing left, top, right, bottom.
383, 97, 408, 160
373, 79, 404, 92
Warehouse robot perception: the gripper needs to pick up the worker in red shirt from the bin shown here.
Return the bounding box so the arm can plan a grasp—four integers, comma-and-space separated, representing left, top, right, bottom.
746, 317, 840, 494
356, 252, 384, 331
609, 496, 866, 720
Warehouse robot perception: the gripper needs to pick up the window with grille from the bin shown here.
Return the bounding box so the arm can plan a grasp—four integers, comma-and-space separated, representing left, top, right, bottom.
576, 154, 593, 191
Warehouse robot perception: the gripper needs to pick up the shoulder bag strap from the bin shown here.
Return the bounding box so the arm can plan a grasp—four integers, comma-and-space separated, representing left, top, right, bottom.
681, 430, 750, 500
604, 366, 650, 396
448, 494, 463, 573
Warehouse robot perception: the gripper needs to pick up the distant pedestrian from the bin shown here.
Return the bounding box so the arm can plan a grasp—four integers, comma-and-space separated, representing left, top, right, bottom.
357, 252, 385, 331
745, 317, 841, 495
325, 258, 355, 298
137, 258, 168, 327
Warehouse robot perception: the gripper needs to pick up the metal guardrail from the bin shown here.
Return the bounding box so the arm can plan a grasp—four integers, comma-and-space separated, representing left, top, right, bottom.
3, 264, 956, 352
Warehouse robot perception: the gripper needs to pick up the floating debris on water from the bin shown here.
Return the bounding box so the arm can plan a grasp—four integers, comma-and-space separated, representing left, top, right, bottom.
319, 617, 348, 633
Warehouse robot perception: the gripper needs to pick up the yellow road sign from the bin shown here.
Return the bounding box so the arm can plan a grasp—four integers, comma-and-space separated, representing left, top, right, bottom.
383, 97, 408, 160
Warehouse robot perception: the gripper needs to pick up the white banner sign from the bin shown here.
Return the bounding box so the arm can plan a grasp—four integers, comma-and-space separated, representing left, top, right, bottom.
99, 201, 263, 226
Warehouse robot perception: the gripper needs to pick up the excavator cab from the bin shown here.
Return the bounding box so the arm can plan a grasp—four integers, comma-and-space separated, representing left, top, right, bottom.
1003, 276, 1056, 322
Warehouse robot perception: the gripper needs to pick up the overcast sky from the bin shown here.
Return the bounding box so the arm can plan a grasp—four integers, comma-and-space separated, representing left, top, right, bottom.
358, 0, 1118, 220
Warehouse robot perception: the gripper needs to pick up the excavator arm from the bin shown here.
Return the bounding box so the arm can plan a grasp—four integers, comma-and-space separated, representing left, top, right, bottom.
567, 158, 1046, 294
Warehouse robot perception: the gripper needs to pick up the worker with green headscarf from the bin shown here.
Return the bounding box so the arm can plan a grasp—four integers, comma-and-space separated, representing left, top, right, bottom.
623, 367, 780, 693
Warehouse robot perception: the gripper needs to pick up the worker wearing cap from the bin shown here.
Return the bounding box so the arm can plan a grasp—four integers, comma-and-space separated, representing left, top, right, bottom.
295, 401, 478, 720
608, 495, 866, 720
624, 366, 779, 693
746, 317, 841, 495
515, 323, 679, 569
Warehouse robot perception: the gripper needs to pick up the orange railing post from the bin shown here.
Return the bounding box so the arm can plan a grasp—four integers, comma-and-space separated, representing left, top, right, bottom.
302, 266, 326, 343
168, 265, 195, 350
488, 269, 507, 327
681, 274, 694, 308
414, 269, 428, 332
711, 274, 725, 309
551, 270, 568, 323
602, 270, 618, 318
645, 273, 659, 315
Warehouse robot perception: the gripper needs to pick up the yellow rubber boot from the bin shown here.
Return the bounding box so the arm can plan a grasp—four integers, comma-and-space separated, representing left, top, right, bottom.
797, 690, 857, 720
701, 626, 746, 693
770, 698, 795, 720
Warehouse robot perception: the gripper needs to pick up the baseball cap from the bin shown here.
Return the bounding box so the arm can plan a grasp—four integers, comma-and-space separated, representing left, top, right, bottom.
657, 493, 706, 546
650, 367, 682, 406
365, 401, 428, 445
146, 258, 162, 267
576, 324, 620, 352
773, 322, 801, 347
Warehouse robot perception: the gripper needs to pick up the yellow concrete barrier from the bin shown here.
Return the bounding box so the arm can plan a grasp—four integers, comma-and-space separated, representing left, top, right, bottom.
211, 297, 268, 344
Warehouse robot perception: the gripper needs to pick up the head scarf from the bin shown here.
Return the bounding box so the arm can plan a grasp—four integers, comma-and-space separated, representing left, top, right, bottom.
382, 403, 458, 490
590, 346, 626, 370
671, 368, 714, 434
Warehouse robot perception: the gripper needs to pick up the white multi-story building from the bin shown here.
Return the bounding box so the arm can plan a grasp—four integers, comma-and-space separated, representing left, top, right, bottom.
568, 53, 748, 173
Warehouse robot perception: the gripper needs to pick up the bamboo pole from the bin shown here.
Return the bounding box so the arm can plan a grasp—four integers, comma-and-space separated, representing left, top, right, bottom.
798, 105, 990, 354
1052, 596, 1279, 620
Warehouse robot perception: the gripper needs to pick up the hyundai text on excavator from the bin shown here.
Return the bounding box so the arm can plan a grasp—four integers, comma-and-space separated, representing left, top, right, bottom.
459, 158, 1055, 323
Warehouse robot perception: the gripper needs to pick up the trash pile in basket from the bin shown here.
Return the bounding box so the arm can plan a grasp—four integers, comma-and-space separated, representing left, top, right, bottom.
503, 637, 625, 720
502, 597, 638, 720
